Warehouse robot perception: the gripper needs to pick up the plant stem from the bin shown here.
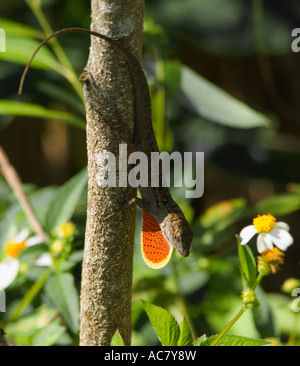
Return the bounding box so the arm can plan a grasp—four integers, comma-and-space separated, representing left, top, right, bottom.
251, 272, 264, 290
287, 312, 299, 345
210, 272, 264, 346
7, 271, 50, 322
0, 145, 48, 242
209, 306, 246, 346
172, 260, 197, 340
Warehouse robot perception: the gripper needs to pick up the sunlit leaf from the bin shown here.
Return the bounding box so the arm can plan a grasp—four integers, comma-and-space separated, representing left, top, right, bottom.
177, 318, 193, 346
181, 66, 271, 129
32, 323, 66, 346
200, 198, 247, 228
5, 306, 64, 346
193, 334, 208, 346
200, 333, 271, 346
0, 36, 61, 70
237, 235, 257, 289
255, 193, 300, 216
142, 300, 180, 346
44, 273, 79, 334
45, 168, 87, 232
110, 330, 125, 346
0, 18, 44, 38
0, 100, 86, 130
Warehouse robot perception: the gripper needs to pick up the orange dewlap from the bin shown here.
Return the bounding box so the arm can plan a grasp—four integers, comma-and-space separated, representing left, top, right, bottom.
141, 210, 173, 269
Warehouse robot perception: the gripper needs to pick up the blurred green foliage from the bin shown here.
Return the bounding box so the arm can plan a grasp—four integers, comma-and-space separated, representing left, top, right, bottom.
0, 0, 299, 346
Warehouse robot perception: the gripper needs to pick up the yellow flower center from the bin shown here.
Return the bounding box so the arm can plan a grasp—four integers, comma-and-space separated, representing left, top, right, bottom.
5, 241, 27, 258
58, 222, 75, 239
253, 214, 276, 233
261, 247, 284, 265
258, 247, 285, 275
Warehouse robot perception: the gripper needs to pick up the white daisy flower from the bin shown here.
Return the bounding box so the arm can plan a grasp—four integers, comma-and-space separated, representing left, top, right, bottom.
0, 229, 51, 290
0, 257, 20, 291
33, 252, 53, 267
239, 214, 294, 253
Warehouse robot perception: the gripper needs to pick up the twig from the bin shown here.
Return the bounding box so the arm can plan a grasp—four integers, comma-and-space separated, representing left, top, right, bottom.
0, 145, 47, 242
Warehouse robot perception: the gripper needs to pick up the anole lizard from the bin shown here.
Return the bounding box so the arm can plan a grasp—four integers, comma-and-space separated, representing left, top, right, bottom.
19, 27, 193, 258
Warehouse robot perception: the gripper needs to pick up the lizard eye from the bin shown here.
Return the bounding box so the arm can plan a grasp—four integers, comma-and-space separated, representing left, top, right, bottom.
158, 199, 167, 207
157, 200, 165, 208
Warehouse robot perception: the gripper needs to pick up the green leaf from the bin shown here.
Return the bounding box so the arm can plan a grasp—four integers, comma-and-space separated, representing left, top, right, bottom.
5, 305, 63, 346
251, 286, 280, 338
0, 18, 44, 38
142, 300, 180, 346
162, 59, 181, 96
32, 323, 66, 346
201, 334, 271, 346
178, 271, 210, 295
255, 193, 300, 216
181, 66, 271, 129
44, 273, 79, 334
18, 243, 48, 262
193, 334, 208, 346
0, 101, 86, 130
0, 36, 61, 70
110, 330, 125, 346
28, 186, 58, 227
200, 198, 247, 228
177, 318, 193, 346
237, 235, 257, 289
45, 168, 87, 232
267, 293, 300, 338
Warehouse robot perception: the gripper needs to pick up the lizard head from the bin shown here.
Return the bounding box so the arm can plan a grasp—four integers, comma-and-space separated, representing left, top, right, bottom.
161, 212, 193, 257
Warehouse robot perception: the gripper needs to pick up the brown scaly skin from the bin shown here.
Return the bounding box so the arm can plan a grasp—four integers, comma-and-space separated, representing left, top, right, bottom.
19, 27, 193, 257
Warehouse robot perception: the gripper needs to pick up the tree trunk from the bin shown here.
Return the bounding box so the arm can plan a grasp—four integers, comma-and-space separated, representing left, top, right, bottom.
80, 0, 144, 346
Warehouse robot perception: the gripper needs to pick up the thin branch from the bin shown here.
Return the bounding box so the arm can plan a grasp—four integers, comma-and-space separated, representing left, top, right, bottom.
0, 145, 48, 242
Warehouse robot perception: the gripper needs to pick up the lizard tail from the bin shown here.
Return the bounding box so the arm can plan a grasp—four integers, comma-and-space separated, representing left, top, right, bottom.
18, 27, 124, 95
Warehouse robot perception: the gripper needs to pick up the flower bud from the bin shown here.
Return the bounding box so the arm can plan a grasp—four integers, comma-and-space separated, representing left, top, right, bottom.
242, 290, 260, 308
51, 239, 64, 255
57, 221, 76, 239
257, 247, 284, 275
281, 278, 300, 295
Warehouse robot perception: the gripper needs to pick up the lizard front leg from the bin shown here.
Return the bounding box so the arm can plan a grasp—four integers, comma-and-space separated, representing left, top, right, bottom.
126, 196, 149, 211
